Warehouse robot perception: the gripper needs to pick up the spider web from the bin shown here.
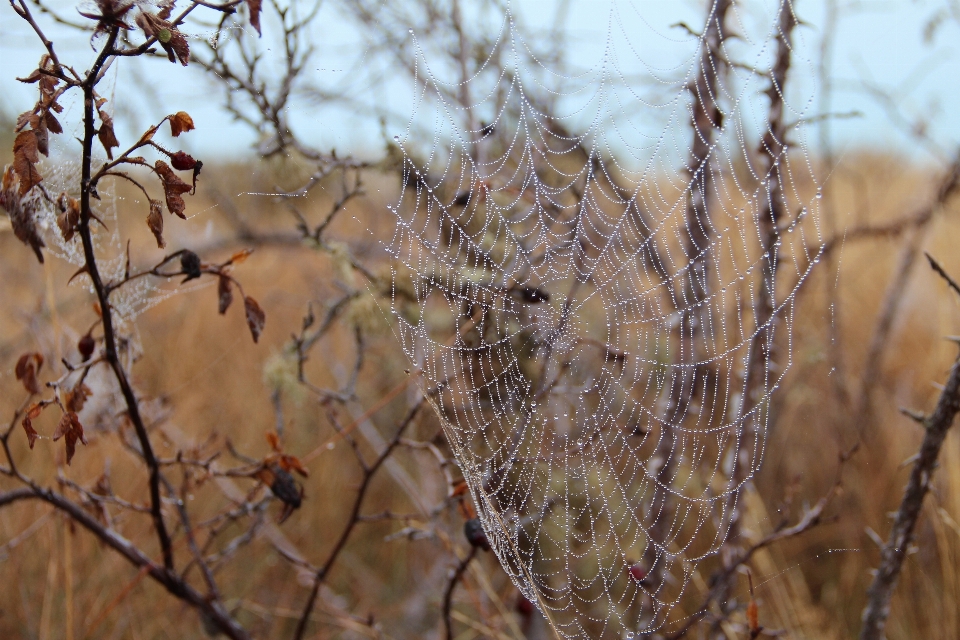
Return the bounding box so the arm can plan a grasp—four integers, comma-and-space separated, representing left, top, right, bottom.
384, 1, 822, 636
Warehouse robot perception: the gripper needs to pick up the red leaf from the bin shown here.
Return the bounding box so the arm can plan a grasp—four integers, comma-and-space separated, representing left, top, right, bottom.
244, 296, 266, 343
217, 274, 233, 314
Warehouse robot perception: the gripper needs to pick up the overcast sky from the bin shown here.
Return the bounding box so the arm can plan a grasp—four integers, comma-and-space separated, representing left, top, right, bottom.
2, 0, 958, 164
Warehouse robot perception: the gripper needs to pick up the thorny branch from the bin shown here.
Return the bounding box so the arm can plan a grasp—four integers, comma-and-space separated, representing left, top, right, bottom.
859, 263, 960, 639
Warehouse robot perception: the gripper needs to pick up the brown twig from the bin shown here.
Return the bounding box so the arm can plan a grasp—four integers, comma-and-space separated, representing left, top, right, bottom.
859, 320, 960, 637
442, 546, 479, 640
292, 400, 424, 640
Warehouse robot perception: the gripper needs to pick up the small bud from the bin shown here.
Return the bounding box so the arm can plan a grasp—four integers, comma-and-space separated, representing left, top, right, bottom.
78, 333, 95, 361
158, 28, 172, 43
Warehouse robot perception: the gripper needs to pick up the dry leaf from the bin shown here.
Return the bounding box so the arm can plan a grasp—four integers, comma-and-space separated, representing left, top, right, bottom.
64, 384, 92, 413
98, 110, 120, 159
13, 130, 43, 196
230, 248, 253, 265
53, 412, 87, 465
246, 0, 262, 35
168, 111, 195, 137
15, 352, 44, 395
154, 159, 191, 219
45, 111, 62, 134
57, 193, 81, 242
217, 274, 233, 314
266, 431, 281, 452
147, 199, 165, 248
244, 296, 266, 343
0, 165, 45, 262
22, 417, 39, 449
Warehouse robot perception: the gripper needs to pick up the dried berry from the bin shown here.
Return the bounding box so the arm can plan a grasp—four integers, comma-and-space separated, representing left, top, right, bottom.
180, 250, 202, 282
170, 151, 196, 171
78, 333, 95, 361
464, 518, 490, 551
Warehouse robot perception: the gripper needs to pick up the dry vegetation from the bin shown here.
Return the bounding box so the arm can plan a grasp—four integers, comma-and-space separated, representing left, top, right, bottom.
1, 151, 959, 639
1, 1, 960, 639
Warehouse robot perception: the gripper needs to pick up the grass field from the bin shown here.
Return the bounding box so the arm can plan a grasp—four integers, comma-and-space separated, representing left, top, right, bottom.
1, 149, 959, 639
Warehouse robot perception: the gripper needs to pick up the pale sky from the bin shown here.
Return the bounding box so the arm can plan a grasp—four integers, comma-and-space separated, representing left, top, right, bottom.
2, 0, 958, 164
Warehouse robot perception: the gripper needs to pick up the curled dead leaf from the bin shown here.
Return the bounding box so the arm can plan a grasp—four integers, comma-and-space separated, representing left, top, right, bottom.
98, 110, 120, 159
1, 165, 45, 262
168, 111, 195, 137
13, 130, 43, 196
229, 248, 254, 265
15, 352, 44, 395
154, 159, 191, 219
244, 296, 266, 343
64, 383, 92, 413
147, 199, 165, 248
53, 412, 87, 465
217, 274, 233, 314
246, 0, 262, 35
57, 192, 81, 242
22, 417, 39, 449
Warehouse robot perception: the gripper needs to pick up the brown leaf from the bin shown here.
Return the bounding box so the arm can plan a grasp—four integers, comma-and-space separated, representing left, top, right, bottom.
0, 165, 45, 262
98, 110, 120, 160
154, 160, 191, 219
167, 29, 190, 66
32, 115, 49, 157
244, 296, 266, 343
139, 124, 159, 144
217, 274, 233, 314
170, 150, 196, 171
22, 417, 39, 449
168, 111, 195, 137
246, 0, 262, 35
26, 403, 44, 420
64, 384, 92, 413
281, 454, 309, 478
229, 248, 254, 265
53, 412, 86, 465
266, 431, 281, 452
156, 0, 175, 20
13, 130, 43, 196
45, 111, 63, 134
57, 193, 81, 242
15, 352, 44, 395
147, 199, 165, 248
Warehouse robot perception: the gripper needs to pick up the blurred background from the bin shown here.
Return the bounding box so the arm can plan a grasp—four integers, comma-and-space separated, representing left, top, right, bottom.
2, 1, 960, 638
